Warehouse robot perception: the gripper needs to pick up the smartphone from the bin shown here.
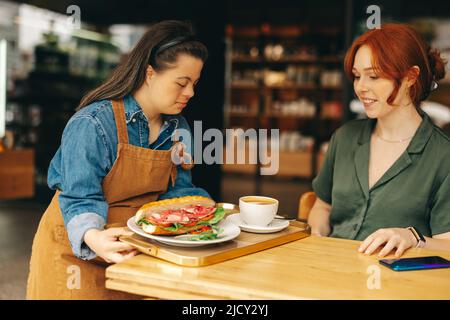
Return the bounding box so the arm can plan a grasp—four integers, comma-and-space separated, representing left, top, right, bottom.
379, 256, 450, 271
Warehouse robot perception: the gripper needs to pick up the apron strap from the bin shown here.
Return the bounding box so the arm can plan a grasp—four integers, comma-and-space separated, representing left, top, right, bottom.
170, 164, 177, 188
111, 99, 129, 144
169, 139, 179, 187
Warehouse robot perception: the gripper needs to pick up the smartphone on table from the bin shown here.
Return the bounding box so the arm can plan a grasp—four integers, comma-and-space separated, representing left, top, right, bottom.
379, 256, 450, 271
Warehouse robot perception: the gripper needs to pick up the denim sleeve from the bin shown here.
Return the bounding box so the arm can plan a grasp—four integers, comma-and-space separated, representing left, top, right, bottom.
67, 212, 105, 260
56, 115, 111, 260
158, 115, 211, 200
159, 167, 211, 199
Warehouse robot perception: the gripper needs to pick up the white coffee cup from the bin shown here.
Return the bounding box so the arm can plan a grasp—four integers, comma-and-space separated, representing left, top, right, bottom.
239, 196, 279, 226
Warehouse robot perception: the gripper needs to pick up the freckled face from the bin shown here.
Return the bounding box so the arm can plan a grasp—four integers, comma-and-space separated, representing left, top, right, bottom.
352, 45, 410, 119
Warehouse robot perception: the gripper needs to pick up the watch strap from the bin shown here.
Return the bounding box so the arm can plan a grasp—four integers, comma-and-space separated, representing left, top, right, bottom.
407, 227, 426, 248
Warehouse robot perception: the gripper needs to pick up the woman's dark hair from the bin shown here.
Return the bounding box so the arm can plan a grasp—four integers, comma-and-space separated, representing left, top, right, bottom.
78, 20, 208, 109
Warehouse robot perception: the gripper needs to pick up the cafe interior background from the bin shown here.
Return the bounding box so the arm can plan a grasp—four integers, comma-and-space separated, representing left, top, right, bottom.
0, 0, 450, 299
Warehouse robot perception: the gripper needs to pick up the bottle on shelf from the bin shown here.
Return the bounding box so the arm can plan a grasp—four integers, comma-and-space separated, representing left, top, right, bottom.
34, 20, 70, 74
279, 131, 314, 152
225, 23, 346, 179
271, 98, 316, 117
320, 69, 343, 88
321, 101, 343, 120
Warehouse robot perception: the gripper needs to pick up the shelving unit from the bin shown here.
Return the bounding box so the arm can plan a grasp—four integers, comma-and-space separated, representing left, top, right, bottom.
223, 23, 345, 179
5, 29, 121, 202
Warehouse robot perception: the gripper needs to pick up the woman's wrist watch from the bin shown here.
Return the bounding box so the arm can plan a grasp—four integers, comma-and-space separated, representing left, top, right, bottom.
407, 227, 426, 248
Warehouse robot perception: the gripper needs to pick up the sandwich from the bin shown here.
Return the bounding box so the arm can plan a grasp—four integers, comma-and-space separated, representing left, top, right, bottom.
134, 196, 226, 240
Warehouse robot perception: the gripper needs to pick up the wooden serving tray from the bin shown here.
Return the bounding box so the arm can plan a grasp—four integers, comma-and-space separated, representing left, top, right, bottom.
120, 219, 310, 267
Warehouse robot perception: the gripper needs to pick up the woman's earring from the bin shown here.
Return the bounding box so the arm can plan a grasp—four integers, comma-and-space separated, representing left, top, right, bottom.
431, 80, 438, 91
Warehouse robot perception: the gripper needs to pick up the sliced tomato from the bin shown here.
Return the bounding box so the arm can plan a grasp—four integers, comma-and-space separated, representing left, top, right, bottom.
146, 216, 172, 227
180, 219, 198, 227
198, 212, 215, 222
189, 225, 212, 234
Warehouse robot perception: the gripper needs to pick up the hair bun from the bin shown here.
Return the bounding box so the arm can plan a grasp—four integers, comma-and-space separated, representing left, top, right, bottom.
428, 48, 447, 81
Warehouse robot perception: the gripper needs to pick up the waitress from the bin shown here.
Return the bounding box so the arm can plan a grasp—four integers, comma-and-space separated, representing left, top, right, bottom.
309, 23, 450, 258
27, 20, 209, 299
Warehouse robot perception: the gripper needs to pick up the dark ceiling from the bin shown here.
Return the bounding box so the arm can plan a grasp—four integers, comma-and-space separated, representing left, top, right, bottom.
8, 0, 450, 27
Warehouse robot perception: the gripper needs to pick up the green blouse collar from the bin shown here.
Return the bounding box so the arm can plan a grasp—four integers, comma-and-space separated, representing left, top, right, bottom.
357, 108, 434, 154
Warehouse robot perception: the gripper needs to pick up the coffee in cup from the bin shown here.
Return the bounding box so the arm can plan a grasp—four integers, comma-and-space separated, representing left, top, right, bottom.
239, 196, 279, 226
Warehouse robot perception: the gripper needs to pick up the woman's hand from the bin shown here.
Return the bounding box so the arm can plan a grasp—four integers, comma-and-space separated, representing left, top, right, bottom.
358, 228, 418, 258
307, 197, 332, 237
311, 225, 331, 237
171, 142, 193, 170
84, 227, 138, 263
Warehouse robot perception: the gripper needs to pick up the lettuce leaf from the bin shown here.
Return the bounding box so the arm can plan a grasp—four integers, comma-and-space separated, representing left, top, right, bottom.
162, 222, 182, 231
198, 207, 226, 226
188, 225, 224, 241
189, 230, 218, 241
137, 219, 150, 226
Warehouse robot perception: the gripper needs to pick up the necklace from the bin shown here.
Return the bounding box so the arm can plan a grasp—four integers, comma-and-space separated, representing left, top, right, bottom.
375, 132, 414, 143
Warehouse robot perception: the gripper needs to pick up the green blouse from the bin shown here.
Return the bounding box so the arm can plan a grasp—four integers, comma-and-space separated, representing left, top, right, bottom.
312, 110, 450, 240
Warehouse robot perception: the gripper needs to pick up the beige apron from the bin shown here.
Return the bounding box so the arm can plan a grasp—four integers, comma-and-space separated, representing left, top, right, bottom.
27, 99, 179, 299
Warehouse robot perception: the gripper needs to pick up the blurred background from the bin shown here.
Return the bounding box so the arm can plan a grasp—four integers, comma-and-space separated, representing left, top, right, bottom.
0, 0, 449, 299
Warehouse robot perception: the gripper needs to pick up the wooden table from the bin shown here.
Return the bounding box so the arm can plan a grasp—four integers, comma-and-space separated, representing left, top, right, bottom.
105, 235, 450, 299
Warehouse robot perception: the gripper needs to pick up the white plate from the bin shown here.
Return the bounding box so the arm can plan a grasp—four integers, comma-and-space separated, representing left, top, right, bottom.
226, 213, 290, 234
127, 217, 241, 247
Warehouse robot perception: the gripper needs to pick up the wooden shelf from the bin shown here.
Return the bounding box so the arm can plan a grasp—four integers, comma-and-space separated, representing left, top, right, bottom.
264, 56, 319, 63
320, 85, 343, 90
226, 111, 316, 119
231, 55, 343, 64
226, 111, 258, 118
0, 149, 35, 200
230, 82, 259, 89
225, 112, 343, 122
226, 25, 260, 38
226, 23, 344, 179
230, 81, 342, 91
321, 55, 344, 63
222, 146, 315, 178
230, 83, 342, 91
263, 113, 315, 120
275, 151, 313, 178
231, 57, 263, 63
220, 148, 330, 178
221, 143, 258, 174
265, 83, 317, 90
221, 163, 257, 174
319, 116, 342, 121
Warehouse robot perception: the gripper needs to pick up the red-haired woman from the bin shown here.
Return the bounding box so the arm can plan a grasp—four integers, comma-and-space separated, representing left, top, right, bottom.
309, 23, 450, 258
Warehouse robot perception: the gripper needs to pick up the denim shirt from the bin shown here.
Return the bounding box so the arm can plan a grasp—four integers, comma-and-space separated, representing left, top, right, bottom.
48, 94, 210, 260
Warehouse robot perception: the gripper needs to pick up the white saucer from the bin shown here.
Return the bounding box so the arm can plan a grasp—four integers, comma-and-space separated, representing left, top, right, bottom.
226, 213, 290, 234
